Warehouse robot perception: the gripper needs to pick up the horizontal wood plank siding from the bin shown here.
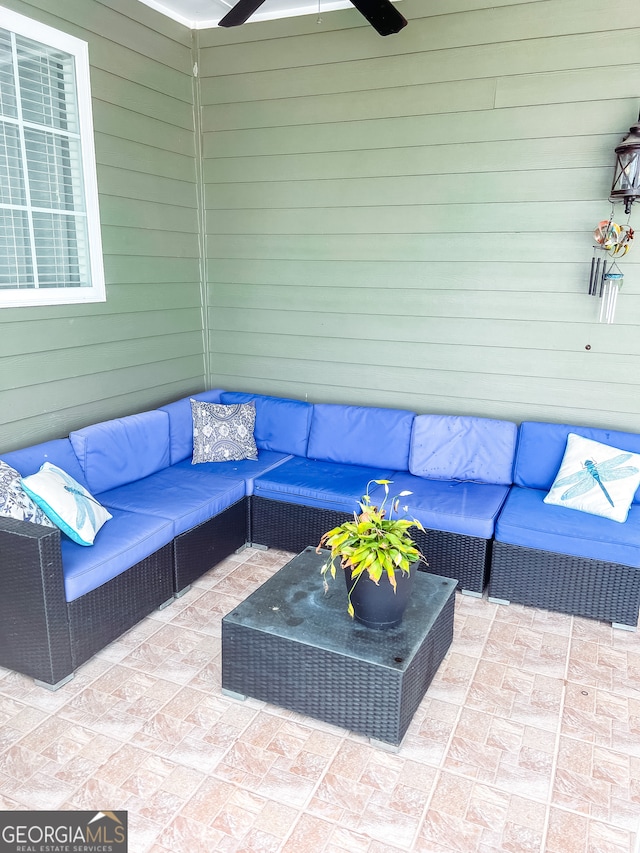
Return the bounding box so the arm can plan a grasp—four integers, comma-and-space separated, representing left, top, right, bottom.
2, 0, 640, 451
200, 0, 640, 430
0, 0, 204, 450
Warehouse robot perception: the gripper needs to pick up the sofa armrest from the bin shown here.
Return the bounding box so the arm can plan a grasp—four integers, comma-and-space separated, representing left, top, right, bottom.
0, 516, 73, 686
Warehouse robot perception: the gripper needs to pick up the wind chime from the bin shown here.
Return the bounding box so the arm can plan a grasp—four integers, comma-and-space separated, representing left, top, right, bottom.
588, 111, 640, 323
589, 218, 632, 323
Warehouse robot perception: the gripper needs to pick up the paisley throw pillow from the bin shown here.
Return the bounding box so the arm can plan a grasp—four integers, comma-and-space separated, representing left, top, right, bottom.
0, 460, 54, 527
190, 399, 257, 463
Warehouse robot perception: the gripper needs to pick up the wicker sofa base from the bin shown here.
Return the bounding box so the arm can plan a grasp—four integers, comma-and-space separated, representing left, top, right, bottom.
0, 515, 176, 688
0, 518, 73, 687
411, 527, 489, 595
250, 495, 351, 555
0, 494, 259, 687
489, 541, 640, 627
250, 496, 489, 594
174, 498, 248, 593
69, 542, 174, 671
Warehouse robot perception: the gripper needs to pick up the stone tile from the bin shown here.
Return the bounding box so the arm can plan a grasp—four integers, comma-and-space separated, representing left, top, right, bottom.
416, 809, 484, 852
280, 813, 335, 853
0, 550, 638, 853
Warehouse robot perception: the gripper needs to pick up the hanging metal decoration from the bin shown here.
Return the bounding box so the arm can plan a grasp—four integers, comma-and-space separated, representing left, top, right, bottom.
610, 112, 640, 214
586, 110, 638, 324
599, 271, 624, 324
588, 215, 633, 324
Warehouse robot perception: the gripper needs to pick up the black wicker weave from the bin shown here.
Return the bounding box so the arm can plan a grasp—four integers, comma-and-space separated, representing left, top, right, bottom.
68, 543, 174, 668
0, 475, 488, 688
411, 527, 490, 595
0, 486, 250, 686
489, 541, 640, 627
0, 517, 72, 686
250, 496, 490, 594
173, 497, 248, 593
222, 547, 456, 747
0, 516, 175, 687
250, 495, 352, 553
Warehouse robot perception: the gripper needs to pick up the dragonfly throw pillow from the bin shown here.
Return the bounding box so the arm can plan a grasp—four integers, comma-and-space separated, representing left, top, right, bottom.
21, 463, 112, 545
544, 433, 640, 523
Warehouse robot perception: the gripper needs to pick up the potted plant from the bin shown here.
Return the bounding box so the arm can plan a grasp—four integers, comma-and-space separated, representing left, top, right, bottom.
317, 479, 427, 629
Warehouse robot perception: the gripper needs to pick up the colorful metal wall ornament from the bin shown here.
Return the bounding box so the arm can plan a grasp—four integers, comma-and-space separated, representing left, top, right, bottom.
588, 217, 632, 324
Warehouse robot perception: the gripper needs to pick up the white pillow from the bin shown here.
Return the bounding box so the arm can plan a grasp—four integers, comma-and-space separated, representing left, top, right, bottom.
21, 462, 112, 546
0, 460, 54, 527
544, 433, 640, 523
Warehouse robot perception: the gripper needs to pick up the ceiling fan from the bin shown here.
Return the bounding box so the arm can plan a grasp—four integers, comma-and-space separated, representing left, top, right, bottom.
218, 0, 407, 36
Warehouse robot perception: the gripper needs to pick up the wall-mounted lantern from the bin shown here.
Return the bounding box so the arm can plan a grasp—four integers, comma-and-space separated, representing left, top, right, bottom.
610, 112, 640, 214
587, 110, 639, 323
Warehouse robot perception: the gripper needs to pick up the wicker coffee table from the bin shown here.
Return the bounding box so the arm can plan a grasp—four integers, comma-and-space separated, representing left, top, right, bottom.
221, 547, 456, 747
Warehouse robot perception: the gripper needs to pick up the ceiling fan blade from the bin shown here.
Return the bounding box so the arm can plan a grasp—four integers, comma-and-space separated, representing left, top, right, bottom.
349, 0, 407, 35
218, 0, 269, 27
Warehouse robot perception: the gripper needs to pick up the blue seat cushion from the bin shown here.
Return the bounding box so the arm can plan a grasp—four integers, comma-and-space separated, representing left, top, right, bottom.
61, 508, 174, 602
409, 415, 517, 486
220, 392, 312, 457
495, 486, 640, 567
171, 450, 291, 495
307, 404, 414, 471
515, 422, 640, 501
2, 438, 90, 489
158, 390, 224, 465
70, 410, 171, 494
98, 466, 246, 537
388, 472, 510, 539
253, 456, 395, 513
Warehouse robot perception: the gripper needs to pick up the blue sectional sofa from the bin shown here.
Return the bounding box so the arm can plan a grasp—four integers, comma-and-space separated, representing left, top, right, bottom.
250, 405, 517, 596
0, 390, 518, 688
489, 421, 640, 629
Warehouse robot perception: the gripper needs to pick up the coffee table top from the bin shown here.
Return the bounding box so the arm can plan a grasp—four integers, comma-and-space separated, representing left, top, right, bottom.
223, 547, 457, 672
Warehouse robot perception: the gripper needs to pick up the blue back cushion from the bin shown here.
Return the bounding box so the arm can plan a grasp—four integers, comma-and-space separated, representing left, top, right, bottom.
409, 415, 517, 485
158, 389, 224, 464
2, 438, 89, 489
307, 403, 414, 470
70, 410, 171, 494
220, 392, 312, 457
515, 422, 640, 502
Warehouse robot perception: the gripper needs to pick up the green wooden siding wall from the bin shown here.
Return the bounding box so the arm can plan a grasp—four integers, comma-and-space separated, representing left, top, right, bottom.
199, 0, 640, 431
0, 0, 204, 450
1, 0, 640, 451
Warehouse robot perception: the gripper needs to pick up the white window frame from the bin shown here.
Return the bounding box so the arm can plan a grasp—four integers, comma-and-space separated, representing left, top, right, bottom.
0, 5, 105, 307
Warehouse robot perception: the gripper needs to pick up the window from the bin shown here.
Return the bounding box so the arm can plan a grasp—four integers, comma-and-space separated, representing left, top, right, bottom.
0, 6, 104, 307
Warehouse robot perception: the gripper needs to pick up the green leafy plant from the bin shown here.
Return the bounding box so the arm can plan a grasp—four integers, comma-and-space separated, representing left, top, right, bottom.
317, 479, 427, 618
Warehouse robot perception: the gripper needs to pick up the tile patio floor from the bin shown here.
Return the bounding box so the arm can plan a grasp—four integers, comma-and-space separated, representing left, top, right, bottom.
0, 546, 639, 852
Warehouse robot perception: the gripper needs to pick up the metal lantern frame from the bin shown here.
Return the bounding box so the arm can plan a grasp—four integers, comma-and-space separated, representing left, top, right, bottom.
587, 109, 640, 323
610, 112, 640, 215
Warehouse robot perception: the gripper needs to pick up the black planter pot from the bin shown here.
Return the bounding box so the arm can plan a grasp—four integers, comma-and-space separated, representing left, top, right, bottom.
344, 566, 416, 629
